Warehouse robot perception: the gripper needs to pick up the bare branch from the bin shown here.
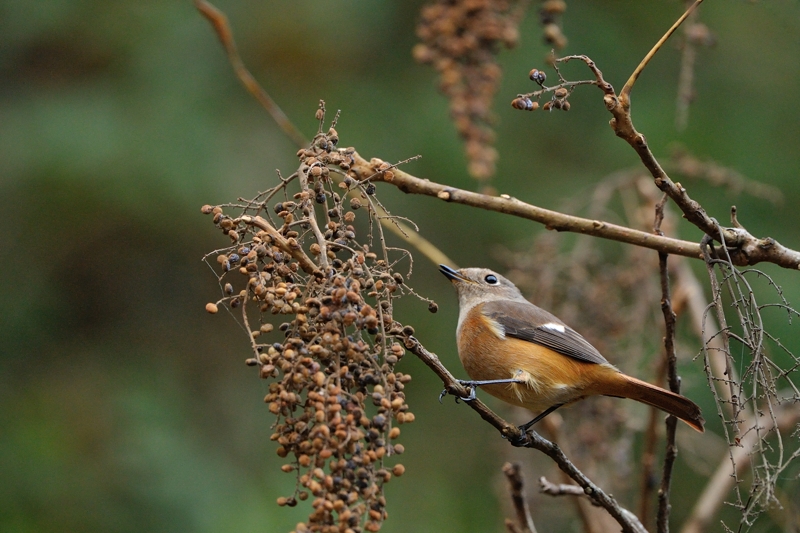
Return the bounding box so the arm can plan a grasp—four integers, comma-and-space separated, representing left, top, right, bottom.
681, 405, 800, 533
539, 477, 586, 498
194, 0, 307, 148
621, 0, 704, 100
503, 463, 538, 533
403, 336, 649, 533
351, 154, 702, 259
655, 246, 680, 533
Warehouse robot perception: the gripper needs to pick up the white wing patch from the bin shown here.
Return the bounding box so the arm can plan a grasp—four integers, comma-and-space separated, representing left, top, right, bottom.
485, 317, 507, 339
541, 323, 566, 333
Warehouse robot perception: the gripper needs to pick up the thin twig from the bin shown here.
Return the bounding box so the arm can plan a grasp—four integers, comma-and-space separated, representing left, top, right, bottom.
195, 0, 454, 270
503, 463, 538, 533
539, 477, 587, 498
621, 0, 704, 101
194, 0, 307, 147
680, 405, 800, 533
655, 240, 680, 533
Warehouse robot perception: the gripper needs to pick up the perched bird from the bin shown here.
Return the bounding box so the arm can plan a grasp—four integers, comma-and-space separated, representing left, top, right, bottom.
440, 265, 704, 433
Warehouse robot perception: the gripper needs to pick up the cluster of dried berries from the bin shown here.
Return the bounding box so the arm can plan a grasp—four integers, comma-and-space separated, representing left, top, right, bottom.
511, 67, 572, 113
539, 0, 567, 50
413, 0, 529, 184
202, 110, 427, 533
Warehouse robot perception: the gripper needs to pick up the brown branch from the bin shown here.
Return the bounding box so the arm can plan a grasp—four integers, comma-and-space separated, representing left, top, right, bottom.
638, 195, 680, 530
539, 476, 587, 498
199, 0, 800, 272
402, 335, 649, 533
503, 463, 538, 533
351, 154, 702, 260
655, 242, 680, 533
550, 6, 800, 271
353, 153, 800, 269
194, 0, 308, 148
620, 0, 704, 100
237, 214, 323, 277
195, 1, 454, 271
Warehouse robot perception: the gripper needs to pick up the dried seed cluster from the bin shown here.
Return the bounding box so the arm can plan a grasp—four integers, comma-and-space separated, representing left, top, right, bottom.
413, 0, 528, 184
539, 0, 567, 50
511, 67, 573, 113
202, 109, 427, 533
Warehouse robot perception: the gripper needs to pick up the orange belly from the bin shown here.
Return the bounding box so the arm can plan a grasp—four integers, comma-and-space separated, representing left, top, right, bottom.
457, 308, 621, 413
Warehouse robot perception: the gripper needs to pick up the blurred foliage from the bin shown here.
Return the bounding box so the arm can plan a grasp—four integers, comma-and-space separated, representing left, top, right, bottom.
1, 1, 799, 532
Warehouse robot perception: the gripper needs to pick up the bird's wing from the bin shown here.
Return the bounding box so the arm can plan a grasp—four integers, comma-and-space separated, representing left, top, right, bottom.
482, 300, 609, 365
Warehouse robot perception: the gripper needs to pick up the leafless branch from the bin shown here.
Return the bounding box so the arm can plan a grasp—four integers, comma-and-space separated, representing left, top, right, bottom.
503, 462, 538, 533
194, 0, 307, 147
655, 241, 680, 533
403, 336, 649, 533
680, 405, 800, 533
351, 153, 800, 270
539, 476, 587, 498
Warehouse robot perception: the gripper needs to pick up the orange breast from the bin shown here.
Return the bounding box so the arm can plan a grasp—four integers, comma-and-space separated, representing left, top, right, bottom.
456, 305, 621, 413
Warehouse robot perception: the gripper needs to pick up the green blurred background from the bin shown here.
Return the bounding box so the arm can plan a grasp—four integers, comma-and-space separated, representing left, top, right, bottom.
2, 1, 799, 532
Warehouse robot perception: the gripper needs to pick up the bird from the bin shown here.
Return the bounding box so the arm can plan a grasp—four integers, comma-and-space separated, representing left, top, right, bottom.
439, 264, 705, 433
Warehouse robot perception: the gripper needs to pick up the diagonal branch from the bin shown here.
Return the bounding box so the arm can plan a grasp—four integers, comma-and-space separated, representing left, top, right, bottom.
351, 154, 800, 269
195, 0, 307, 147
350, 154, 702, 259
195, 0, 454, 270
402, 335, 649, 533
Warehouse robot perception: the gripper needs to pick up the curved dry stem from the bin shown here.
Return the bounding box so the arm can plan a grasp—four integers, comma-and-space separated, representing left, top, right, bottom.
196, 0, 452, 271
621, 0, 704, 101
195, 0, 307, 147
503, 463, 538, 533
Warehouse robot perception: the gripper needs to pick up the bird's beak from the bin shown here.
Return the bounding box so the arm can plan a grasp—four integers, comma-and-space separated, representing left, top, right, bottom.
439, 264, 470, 283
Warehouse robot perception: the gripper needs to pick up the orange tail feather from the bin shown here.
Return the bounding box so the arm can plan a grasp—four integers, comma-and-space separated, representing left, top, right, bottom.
604, 374, 705, 433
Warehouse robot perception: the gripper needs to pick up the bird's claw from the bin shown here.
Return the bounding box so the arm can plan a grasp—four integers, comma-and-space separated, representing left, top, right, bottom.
509, 426, 531, 447
438, 380, 478, 404
438, 388, 448, 404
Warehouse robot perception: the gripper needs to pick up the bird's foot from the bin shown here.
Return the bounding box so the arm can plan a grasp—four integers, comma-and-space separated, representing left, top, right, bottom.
439, 378, 527, 404
438, 380, 478, 404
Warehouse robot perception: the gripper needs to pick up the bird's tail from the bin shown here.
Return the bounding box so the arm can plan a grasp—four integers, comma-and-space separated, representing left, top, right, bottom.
604, 374, 705, 433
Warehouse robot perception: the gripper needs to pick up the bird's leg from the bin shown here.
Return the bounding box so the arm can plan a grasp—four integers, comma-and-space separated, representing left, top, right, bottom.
507, 403, 565, 446
439, 378, 527, 403
519, 403, 565, 432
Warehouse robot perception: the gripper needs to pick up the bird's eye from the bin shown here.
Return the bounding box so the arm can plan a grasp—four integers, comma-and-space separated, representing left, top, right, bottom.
484, 274, 498, 284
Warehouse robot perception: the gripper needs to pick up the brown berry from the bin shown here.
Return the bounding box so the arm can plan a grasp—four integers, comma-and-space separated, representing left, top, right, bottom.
529, 68, 547, 85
